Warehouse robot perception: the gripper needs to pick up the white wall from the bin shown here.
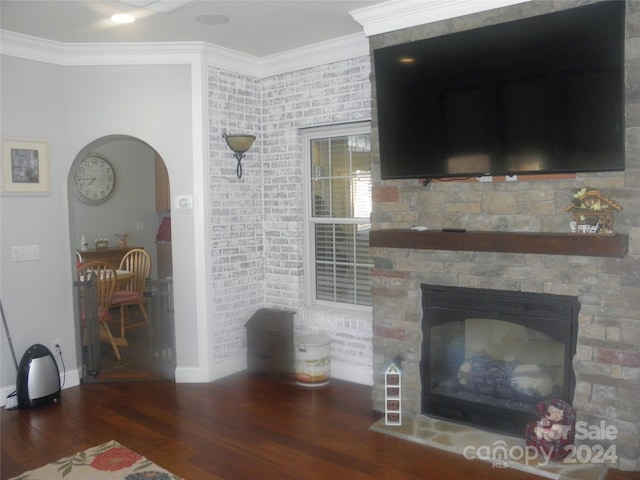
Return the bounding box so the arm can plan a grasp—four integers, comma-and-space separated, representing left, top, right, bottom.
0, 55, 203, 394
1, 58, 70, 388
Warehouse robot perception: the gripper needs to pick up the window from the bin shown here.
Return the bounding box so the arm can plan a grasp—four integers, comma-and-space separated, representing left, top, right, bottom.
303, 123, 373, 307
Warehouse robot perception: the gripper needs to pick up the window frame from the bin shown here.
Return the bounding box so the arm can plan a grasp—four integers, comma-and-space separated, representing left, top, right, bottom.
302, 122, 373, 312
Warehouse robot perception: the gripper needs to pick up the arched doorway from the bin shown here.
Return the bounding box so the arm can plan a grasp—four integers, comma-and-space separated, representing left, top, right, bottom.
68, 135, 175, 382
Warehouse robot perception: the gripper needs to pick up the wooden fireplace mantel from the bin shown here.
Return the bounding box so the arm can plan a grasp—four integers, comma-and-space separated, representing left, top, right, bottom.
369, 229, 628, 258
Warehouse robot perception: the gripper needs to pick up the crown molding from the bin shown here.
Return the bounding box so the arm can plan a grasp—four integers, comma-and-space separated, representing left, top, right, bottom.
0, 30, 205, 66
1, 30, 65, 65
1, 2, 536, 75
254, 33, 370, 78
350, 0, 531, 37
0, 29, 370, 78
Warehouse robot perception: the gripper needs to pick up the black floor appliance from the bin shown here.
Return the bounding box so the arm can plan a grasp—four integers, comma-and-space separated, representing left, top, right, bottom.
16, 344, 60, 408
1, 300, 61, 409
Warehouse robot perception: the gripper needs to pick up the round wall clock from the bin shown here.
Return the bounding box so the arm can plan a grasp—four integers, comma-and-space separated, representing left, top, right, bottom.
73, 154, 116, 205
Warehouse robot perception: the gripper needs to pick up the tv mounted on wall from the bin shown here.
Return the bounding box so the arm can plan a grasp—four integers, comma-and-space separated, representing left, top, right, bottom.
374, 1, 625, 181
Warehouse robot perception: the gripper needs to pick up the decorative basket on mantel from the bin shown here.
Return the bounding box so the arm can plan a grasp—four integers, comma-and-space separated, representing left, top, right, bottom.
564, 187, 622, 234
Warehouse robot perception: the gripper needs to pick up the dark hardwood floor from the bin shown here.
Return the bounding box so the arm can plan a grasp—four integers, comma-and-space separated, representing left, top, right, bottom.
1, 374, 637, 479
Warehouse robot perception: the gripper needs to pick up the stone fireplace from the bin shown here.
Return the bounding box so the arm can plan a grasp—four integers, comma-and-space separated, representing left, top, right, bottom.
366, 0, 640, 471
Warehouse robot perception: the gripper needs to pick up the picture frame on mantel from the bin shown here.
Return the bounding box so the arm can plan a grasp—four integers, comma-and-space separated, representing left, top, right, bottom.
1, 137, 50, 195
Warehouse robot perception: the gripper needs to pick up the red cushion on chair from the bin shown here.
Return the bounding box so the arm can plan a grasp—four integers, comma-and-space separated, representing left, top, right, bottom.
111, 291, 141, 304
98, 308, 111, 322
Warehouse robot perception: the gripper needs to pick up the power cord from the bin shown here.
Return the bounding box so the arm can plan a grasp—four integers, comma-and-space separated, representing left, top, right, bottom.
55, 344, 66, 389
5, 391, 17, 410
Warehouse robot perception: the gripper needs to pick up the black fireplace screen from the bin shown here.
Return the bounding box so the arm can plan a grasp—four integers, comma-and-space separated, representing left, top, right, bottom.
421, 285, 579, 436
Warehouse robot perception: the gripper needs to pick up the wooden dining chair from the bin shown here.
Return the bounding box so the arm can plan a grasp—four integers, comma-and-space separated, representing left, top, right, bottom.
77, 261, 122, 360
111, 248, 151, 338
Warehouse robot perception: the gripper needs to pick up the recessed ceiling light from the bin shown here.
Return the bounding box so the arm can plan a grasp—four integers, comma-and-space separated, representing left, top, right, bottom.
111, 13, 136, 24
195, 14, 230, 26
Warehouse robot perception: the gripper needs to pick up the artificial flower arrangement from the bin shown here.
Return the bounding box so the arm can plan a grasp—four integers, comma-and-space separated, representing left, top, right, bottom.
564, 187, 622, 234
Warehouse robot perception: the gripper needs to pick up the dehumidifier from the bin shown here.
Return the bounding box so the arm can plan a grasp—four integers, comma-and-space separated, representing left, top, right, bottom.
2, 300, 61, 409
16, 344, 61, 409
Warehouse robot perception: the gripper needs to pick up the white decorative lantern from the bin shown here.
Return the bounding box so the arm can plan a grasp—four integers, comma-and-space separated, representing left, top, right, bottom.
385, 362, 402, 425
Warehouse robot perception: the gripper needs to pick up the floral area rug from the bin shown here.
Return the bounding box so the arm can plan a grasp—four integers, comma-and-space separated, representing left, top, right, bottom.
9, 440, 183, 480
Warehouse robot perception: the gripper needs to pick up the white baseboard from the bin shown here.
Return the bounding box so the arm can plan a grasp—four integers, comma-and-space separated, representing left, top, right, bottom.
0, 361, 372, 407
174, 366, 208, 383
209, 357, 247, 382
0, 385, 16, 407
176, 358, 373, 386
331, 360, 373, 386
175, 356, 247, 383
60, 369, 81, 390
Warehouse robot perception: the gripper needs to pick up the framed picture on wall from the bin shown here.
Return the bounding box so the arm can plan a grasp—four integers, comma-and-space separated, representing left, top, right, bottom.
1, 137, 50, 195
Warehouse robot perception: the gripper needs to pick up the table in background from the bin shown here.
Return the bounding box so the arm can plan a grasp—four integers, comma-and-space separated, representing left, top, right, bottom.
79, 246, 141, 269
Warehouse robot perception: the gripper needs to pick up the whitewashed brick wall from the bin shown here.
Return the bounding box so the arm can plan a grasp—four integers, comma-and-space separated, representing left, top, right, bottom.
295, 306, 373, 385
207, 57, 373, 381
260, 58, 372, 307
208, 68, 263, 362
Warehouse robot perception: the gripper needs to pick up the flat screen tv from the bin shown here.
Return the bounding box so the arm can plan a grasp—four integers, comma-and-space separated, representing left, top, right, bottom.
374, 1, 625, 180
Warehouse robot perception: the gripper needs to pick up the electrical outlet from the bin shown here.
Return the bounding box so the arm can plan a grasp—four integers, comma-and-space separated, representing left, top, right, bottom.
51, 339, 62, 355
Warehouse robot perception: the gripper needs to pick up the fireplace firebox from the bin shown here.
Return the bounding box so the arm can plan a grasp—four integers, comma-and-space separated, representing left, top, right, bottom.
421, 284, 579, 437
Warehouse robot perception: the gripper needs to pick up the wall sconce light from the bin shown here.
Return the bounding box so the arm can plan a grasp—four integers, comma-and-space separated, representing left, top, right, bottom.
223, 133, 256, 178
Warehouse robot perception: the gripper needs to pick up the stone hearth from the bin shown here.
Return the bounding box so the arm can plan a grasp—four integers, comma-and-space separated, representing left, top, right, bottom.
371, 416, 607, 480
367, 1, 640, 471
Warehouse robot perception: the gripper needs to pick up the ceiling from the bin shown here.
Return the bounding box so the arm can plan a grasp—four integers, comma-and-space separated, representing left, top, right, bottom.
0, 0, 388, 58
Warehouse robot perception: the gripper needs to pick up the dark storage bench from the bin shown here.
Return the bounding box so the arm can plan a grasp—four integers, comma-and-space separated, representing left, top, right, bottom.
246, 308, 294, 377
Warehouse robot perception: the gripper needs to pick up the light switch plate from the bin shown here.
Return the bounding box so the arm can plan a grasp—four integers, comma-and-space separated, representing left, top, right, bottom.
11, 245, 40, 262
